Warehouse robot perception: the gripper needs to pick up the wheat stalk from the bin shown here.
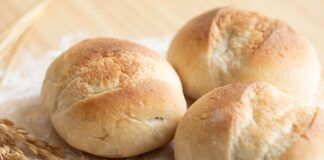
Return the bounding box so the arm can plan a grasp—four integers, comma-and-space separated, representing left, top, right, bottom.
0, 0, 52, 60
0, 0, 52, 87
0, 119, 64, 160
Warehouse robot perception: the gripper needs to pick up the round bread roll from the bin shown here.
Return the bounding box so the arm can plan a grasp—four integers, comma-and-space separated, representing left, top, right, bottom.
174, 82, 324, 160
167, 7, 320, 100
41, 38, 187, 158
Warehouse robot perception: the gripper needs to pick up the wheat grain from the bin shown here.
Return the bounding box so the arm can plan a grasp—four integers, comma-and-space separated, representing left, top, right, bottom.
0, 145, 27, 160
0, 118, 64, 160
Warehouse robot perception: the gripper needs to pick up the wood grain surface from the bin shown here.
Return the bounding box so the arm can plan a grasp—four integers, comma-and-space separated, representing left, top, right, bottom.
1, 0, 323, 55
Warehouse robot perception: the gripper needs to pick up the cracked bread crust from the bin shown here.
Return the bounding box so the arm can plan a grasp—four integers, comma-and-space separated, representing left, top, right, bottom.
174, 82, 324, 160
167, 7, 320, 100
41, 38, 187, 158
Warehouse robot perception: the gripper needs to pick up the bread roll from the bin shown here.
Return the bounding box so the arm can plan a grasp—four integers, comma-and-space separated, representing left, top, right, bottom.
41, 38, 187, 158
174, 82, 324, 160
167, 7, 320, 100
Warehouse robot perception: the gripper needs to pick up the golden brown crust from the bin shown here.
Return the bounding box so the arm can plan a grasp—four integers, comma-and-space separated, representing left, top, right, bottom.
278, 109, 324, 160
53, 80, 185, 157
44, 37, 163, 89
41, 38, 187, 158
174, 82, 324, 160
167, 7, 320, 100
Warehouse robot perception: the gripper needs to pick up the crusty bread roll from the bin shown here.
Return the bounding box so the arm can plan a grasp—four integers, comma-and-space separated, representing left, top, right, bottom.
167, 7, 320, 100
174, 82, 324, 160
41, 38, 187, 158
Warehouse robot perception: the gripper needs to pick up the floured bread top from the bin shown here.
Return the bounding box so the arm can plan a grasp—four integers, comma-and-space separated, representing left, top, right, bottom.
42, 38, 182, 115
174, 82, 324, 160
41, 38, 186, 158
167, 7, 320, 100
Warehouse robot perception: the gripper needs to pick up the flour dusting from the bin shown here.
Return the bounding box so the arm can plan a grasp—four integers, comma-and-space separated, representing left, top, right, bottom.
0, 33, 171, 106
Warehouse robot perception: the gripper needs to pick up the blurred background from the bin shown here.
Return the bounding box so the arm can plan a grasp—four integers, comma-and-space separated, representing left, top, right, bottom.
1, 0, 323, 53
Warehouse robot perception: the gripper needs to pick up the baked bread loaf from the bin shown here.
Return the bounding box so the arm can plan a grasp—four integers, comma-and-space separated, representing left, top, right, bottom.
174, 82, 324, 160
167, 7, 320, 100
41, 38, 187, 158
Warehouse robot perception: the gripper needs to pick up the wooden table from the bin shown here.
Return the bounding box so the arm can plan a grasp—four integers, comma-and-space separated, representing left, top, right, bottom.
1, 0, 324, 56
